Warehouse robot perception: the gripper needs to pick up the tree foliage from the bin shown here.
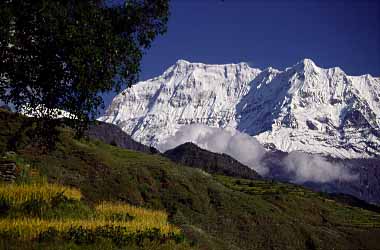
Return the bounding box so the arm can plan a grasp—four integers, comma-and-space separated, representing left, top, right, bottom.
0, 0, 169, 136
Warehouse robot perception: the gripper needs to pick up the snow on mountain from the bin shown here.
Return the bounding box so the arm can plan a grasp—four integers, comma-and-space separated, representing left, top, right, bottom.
100, 60, 260, 145
99, 59, 380, 158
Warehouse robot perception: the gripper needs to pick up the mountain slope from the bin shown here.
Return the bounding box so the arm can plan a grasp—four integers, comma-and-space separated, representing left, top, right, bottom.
261, 149, 380, 204
99, 59, 380, 158
1, 110, 380, 250
99, 60, 260, 147
85, 121, 157, 154
164, 142, 261, 180
248, 59, 380, 158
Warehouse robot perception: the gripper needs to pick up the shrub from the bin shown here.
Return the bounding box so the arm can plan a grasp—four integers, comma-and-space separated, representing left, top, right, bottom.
66, 226, 95, 244
38, 227, 59, 242
0, 197, 10, 216
21, 196, 49, 217
51, 192, 70, 208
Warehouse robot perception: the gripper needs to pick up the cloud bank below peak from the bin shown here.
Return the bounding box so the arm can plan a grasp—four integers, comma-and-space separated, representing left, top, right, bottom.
283, 151, 358, 184
158, 124, 268, 175
158, 124, 358, 183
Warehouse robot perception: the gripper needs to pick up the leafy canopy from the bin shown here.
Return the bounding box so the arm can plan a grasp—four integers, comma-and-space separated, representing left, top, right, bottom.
0, 0, 169, 131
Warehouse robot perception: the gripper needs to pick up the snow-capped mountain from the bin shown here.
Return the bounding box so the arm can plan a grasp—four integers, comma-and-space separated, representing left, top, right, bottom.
99, 59, 380, 158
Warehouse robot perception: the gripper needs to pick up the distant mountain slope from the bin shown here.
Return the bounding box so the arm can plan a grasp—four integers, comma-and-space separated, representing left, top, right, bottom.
163, 141, 380, 204
99, 59, 380, 158
261, 149, 380, 204
164, 142, 261, 180
85, 121, 157, 154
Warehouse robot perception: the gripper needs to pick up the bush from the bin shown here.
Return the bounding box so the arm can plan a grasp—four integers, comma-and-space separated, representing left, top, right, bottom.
0, 197, 10, 216
38, 227, 60, 242
21, 196, 48, 217
66, 226, 95, 244
51, 192, 70, 208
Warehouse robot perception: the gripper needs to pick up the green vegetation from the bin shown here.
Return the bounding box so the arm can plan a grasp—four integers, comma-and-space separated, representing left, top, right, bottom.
0, 180, 187, 250
0, 0, 169, 136
216, 175, 380, 228
0, 182, 82, 205
1, 110, 380, 250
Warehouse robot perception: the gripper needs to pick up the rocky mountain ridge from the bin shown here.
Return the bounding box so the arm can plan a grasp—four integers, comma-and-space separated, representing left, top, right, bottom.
99, 59, 380, 158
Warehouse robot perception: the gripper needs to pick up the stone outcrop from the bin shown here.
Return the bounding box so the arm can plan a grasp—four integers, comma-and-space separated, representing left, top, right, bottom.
0, 160, 17, 182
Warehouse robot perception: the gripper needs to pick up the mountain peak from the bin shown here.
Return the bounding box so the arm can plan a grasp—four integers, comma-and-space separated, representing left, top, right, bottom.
175, 59, 190, 65
99, 59, 380, 159
301, 58, 316, 65
292, 58, 318, 71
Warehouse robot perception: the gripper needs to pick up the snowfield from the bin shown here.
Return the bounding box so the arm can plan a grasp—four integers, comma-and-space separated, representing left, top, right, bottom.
99, 59, 380, 158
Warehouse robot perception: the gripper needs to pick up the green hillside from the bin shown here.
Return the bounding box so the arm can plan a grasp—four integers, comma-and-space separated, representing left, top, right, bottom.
1, 110, 380, 250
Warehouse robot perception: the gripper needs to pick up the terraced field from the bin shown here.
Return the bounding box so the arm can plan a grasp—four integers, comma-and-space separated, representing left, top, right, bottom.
0, 179, 187, 249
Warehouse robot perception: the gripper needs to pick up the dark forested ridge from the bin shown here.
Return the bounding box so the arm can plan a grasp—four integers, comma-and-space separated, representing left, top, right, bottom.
85, 121, 157, 154
164, 142, 261, 180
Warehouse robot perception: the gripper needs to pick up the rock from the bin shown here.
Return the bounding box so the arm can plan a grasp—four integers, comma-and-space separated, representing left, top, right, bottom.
306, 120, 318, 130
0, 160, 17, 182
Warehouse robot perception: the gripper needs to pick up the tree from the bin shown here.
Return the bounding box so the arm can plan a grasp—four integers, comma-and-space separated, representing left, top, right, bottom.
0, 0, 169, 138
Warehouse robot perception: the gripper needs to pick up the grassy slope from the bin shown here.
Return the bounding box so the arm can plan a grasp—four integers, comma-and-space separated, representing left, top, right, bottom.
0, 182, 186, 250
1, 110, 380, 250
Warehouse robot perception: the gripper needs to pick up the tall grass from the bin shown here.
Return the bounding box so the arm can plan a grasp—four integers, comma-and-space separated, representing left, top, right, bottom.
96, 202, 180, 234
0, 183, 82, 205
0, 217, 179, 240
0, 183, 181, 241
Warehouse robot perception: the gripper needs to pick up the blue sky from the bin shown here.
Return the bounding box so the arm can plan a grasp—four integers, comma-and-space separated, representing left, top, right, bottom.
102, 0, 380, 111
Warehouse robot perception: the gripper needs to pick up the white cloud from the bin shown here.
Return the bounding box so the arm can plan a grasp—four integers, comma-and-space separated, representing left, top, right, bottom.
158, 124, 357, 183
158, 124, 268, 175
283, 151, 357, 183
